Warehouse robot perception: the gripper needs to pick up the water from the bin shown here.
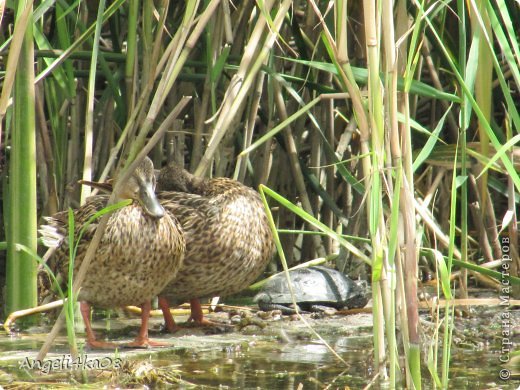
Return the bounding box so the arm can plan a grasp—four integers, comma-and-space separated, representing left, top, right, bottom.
0, 308, 518, 389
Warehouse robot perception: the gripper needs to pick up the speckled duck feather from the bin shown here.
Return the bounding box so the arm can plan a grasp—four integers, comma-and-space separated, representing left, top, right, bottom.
156, 162, 275, 304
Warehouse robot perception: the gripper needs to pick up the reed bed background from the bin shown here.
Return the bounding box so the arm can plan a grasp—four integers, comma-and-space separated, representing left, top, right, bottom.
0, 0, 519, 388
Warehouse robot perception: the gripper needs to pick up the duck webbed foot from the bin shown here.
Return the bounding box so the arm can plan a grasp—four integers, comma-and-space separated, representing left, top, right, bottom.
124, 301, 170, 348
158, 296, 181, 333
80, 302, 118, 349
187, 298, 224, 326
186, 298, 234, 331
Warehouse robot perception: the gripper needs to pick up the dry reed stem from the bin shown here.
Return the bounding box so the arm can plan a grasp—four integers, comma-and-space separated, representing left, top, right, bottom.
235, 64, 267, 182
414, 197, 462, 260
196, 0, 291, 176
36, 85, 59, 216
422, 169, 446, 208
420, 41, 459, 138
273, 78, 326, 257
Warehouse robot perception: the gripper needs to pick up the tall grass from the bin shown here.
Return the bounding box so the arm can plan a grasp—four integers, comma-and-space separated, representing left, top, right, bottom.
4, 1, 37, 319
0, 0, 518, 387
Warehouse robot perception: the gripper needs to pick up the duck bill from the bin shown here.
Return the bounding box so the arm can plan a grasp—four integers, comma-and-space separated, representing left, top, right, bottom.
138, 181, 165, 219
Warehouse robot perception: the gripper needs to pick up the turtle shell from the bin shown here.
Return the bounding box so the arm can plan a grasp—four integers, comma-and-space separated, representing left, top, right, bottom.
255, 266, 368, 309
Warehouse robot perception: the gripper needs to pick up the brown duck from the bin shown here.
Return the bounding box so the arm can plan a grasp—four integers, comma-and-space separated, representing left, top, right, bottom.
155, 162, 275, 331
40, 157, 185, 348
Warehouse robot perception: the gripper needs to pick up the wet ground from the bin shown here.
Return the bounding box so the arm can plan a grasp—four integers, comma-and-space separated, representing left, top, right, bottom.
0, 301, 518, 389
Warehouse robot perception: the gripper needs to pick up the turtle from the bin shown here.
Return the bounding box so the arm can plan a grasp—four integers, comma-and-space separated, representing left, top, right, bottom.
254, 266, 369, 314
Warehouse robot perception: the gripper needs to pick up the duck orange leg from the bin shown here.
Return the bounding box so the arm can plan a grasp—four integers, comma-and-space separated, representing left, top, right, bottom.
187, 298, 213, 326
159, 297, 227, 331
158, 297, 180, 333
80, 302, 117, 349
125, 301, 170, 348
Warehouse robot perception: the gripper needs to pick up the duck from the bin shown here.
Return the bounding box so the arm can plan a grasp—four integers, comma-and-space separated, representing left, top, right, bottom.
155, 162, 275, 331
40, 157, 185, 348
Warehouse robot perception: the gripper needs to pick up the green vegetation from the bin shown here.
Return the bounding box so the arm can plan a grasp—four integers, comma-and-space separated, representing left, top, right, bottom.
4, 0, 37, 322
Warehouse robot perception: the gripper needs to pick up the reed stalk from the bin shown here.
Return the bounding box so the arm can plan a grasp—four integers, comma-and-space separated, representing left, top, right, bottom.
195, 0, 292, 176
362, 0, 393, 381
381, 0, 400, 384
81, 0, 107, 204
5, 1, 37, 318
472, 0, 493, 212
125, 0, 139, 113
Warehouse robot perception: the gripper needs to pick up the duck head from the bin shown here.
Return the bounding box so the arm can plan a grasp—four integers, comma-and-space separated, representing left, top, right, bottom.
119, 157, 165, 218
157, 161, 206, 193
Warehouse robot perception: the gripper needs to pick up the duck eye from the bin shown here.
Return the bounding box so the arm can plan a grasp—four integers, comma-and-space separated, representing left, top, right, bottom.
127, 178, 140, 198
140, 186, 150, 201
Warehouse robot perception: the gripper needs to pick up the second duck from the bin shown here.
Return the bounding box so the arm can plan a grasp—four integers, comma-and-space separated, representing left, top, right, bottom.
156, 162, 275, 331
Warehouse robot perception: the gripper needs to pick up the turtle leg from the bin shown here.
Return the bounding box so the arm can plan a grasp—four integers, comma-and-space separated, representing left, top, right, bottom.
258, 302, 304, 315
125, 301, 170, 348
80, 302, 117, 349
308, 304, 337, 315
158, 296, 180, 333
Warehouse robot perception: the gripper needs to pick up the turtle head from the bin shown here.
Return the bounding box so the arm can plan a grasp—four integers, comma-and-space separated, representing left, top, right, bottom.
253, 292, 274, 311
119, 156, 165, 219
345, 280, 371, 309
253, 292, 272, 304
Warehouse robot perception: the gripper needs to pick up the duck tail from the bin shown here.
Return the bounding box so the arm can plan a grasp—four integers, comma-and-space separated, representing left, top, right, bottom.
39, 218, 64, 248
